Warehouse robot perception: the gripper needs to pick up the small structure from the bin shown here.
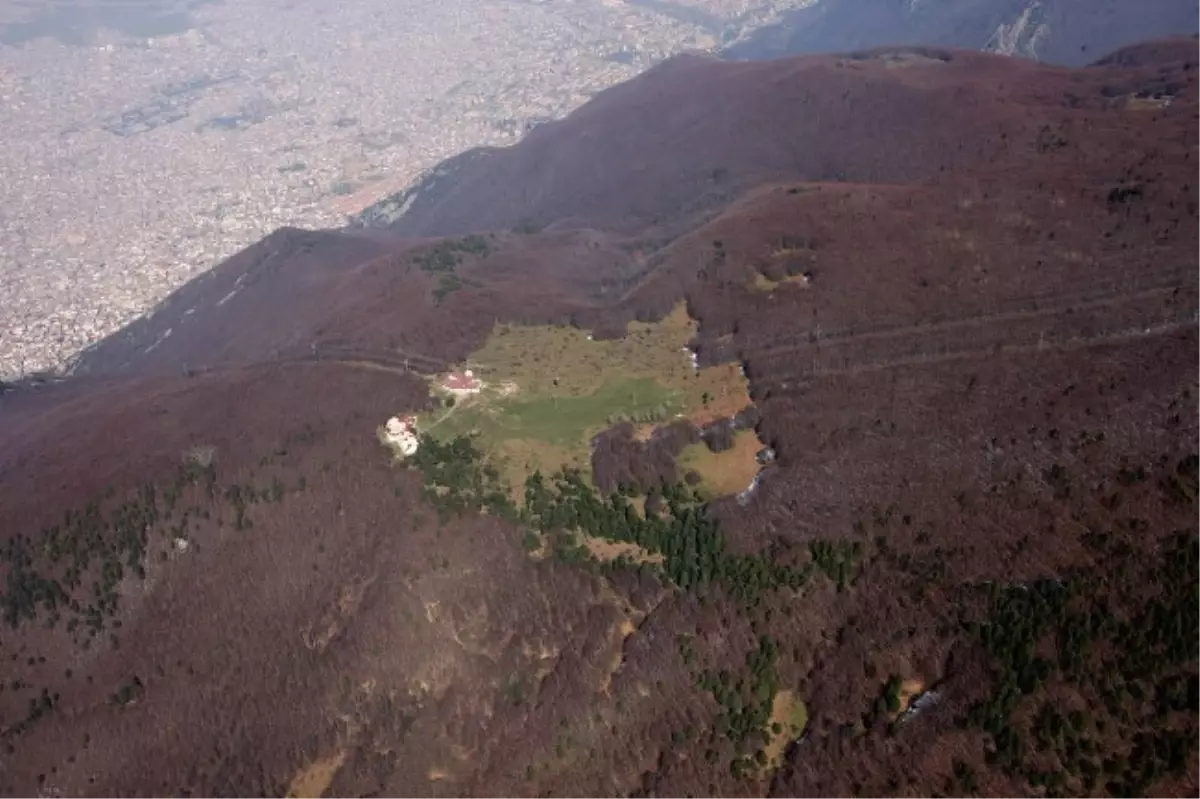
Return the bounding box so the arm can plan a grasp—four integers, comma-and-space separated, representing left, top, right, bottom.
756, 447, 777, 465
439, 369, 483, 396
384, 414, 420, 456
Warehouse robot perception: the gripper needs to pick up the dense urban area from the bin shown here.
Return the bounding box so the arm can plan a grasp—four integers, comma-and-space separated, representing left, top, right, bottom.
0, 0, 807, 380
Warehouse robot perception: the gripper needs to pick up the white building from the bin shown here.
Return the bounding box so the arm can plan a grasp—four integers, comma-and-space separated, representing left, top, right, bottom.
384, 414, 420, 456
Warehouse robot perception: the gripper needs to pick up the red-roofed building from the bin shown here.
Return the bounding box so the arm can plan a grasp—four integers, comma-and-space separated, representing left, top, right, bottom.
440, 369, 483, 395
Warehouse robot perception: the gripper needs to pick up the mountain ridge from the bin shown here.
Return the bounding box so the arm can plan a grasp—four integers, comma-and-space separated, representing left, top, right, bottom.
0, 36, 1196, 798
353, 45, 1020, 238
722, 0, 1198, 66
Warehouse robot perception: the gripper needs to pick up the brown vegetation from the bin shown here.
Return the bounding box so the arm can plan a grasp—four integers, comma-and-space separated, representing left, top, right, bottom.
0, 38, 1196, 798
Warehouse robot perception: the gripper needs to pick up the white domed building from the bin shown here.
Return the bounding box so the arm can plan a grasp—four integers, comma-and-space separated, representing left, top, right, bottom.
383, 414, 419, 456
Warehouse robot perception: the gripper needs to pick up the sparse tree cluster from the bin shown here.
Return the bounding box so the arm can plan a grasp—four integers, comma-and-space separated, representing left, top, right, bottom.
702, 420, 735, 453
412, 234, 492, 273
409, 235, 492, 304
605, 404, 673, 426
408, 434, 805, 605
695, 635, 781, 777
959, 454, 1199, 797
0, 446, 306, 743
808, 539, 862, 590
408, 435, 517, 522
523, 468, 802, 604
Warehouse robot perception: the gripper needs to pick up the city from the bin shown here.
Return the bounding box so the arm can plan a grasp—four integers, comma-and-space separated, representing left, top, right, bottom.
0, 0, 806, 380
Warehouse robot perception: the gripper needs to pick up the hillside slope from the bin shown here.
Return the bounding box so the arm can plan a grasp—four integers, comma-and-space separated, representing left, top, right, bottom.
0, 39, 1197, 798
352, 46, 1033, 237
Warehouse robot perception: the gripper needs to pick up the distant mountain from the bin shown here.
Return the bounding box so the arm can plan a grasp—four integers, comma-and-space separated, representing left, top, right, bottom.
723, 0, 1198, 65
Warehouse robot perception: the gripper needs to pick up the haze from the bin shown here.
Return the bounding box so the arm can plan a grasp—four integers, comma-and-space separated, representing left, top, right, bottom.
0, 0, 798, 381
0, 0, 1194, 383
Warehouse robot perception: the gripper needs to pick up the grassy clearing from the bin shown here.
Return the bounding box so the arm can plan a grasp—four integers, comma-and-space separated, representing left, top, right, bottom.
751, 272, 811, 293
498, 378, 676, 447
494, 438, 585, 495
676, 430, 763, 500
688, 362, 752, 426
467, 302, 747, 420
419, 302, 751, 493
581, 536, 663, 566
425, 377, 679, 489
762, 691, 808, 771
750, 242, 814, 294
896, 678, 925, 716
524, 524, 662, 567
286, 750, 346, 798
598, 617, 640, 693
468, 305, 692, 397
632, 424, 657, 441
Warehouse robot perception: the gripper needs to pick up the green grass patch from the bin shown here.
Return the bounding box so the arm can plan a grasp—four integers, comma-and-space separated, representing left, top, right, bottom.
421, 378, 682, 491
676, 430, 763, 499
750, 272, 810, 293
428, 378, 678, 448
468, 307, 698, 399
413, 234, 492, 273
786, 697, 808, 733
762, 690, 808, 770
465, 303, 746, 421
420, 302, 750, 492
499, 378, 678, 447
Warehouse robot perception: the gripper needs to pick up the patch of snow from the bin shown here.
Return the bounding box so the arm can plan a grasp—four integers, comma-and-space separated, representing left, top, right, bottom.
901, 690, 942, 723
143, 327, 173, 354
736, 473, 761, 506
216, 274, 249, 308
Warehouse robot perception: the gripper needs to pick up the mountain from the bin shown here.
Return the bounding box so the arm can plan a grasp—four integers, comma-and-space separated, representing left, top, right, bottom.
1, 38, 1197, 798
354, 46, 1015, 238
723, 0, 1198, 66
86, 43, 1117, 375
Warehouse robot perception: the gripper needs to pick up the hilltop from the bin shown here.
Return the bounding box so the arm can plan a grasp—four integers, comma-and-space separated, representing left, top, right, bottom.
354, 45, 1043, 237
0, 38, 1197, 798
